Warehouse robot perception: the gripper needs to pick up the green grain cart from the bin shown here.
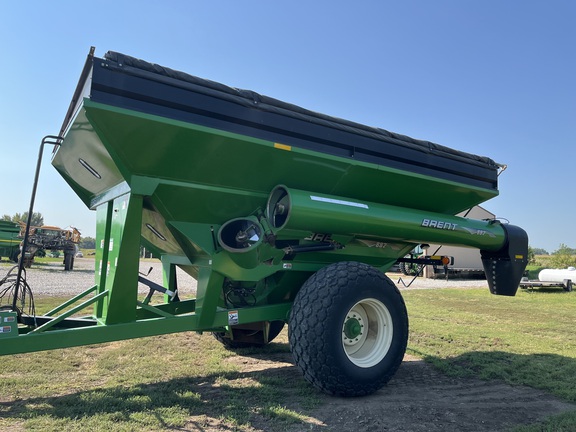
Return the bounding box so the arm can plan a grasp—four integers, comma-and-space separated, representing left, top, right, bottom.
0, 48, 528, 396
0, 220, 20, 262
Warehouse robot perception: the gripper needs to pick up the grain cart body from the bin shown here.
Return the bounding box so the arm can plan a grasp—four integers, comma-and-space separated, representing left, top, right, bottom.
0, 48, 528, 396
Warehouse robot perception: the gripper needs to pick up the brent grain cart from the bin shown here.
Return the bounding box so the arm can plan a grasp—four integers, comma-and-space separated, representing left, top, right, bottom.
0, 48, 528, 396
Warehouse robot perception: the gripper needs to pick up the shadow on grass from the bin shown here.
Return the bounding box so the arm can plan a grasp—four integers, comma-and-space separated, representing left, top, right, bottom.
419, 350, 576, 430
2, 348, 576, 431
519, 286, 573, 294
0, 353, 317, 431
423, 350, 576, 403
29, 265, 95, 275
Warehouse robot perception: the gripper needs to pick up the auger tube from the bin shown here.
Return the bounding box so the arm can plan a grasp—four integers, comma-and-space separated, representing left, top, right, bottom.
266, 185, 528, 295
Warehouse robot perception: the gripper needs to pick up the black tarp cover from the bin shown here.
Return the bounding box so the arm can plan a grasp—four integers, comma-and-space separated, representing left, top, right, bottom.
104, 51, 498, 172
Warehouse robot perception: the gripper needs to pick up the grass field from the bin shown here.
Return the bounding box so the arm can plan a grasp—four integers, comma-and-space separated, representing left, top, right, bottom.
0, 286, 574, 431
403, 287, 576, 431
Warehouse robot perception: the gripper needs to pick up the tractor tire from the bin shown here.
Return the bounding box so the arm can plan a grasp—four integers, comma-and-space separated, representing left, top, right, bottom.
399, 258, 420, 276
212, 320, 285, 349
10, 250, 19, 263
398, 260, 410, 276
289, 261, 408, 397
64, 253, 74, 271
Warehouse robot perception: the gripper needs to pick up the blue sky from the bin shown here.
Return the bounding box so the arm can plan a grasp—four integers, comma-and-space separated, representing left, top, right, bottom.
1, 1, 574, 252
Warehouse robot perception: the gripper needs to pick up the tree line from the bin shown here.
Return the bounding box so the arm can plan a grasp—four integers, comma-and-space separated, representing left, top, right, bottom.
1, 212, 44, 227
530, 244, 576, 268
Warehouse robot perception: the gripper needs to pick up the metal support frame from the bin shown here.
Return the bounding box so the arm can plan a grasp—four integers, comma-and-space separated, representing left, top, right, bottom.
395, 255, 453, 267
395, 255, 452, 288
2, 187, 293, 355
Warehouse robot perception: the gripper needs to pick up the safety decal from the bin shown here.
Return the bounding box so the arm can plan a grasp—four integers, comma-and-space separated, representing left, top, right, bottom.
228, 310, 239, 326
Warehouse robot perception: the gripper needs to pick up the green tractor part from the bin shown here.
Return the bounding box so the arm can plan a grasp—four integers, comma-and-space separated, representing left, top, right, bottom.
0, 221, 20, 263
0, 48, 528, 397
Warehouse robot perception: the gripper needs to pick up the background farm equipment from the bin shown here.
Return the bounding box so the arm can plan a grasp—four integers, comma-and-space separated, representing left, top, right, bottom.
0, 221, 20, 263
0, 48, 528, 397
397, 245, 434, 277
17, 223, 80, 270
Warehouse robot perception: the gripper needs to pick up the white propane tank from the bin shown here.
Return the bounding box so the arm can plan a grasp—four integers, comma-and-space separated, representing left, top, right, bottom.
538, 267, 576, 282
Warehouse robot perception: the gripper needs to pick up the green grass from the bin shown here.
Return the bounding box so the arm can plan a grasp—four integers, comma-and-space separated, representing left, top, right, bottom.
0, 296, 319, 431
1, 287, 575, 431
525, 264, 546, 280
403, 287, 576, 430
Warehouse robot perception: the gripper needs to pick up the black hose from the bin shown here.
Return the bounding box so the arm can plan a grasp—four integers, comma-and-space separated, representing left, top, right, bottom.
13, 135, 62, 311
0, 265, 36, 322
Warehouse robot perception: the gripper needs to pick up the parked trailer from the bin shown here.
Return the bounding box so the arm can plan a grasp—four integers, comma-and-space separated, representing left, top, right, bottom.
0, 48, 528, 396
520, 267, 574, 292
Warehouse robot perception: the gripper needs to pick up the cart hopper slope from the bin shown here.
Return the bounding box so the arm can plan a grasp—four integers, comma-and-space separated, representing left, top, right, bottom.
55, 51, 500, 214
0, 48, 528, 398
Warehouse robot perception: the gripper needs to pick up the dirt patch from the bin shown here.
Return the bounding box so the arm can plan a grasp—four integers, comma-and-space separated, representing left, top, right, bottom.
227, 351, 575, 432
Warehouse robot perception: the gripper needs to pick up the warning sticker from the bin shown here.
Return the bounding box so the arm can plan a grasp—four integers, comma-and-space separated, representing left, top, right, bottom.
228, 310, 239, 326
3, 316, 15, 323
0, 326, 12, 333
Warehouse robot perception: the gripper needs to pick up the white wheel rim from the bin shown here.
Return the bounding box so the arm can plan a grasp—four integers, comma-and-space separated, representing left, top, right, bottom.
341, 298, 393, 368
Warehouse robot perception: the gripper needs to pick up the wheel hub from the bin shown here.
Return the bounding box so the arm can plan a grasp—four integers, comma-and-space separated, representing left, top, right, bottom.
343, 316, 363, 340
342, 306, 369, 354
341, 298, 394, 367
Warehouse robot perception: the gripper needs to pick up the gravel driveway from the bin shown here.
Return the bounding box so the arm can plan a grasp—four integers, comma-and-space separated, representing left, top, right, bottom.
1, 258, 488, 298
0, 258, 198, 297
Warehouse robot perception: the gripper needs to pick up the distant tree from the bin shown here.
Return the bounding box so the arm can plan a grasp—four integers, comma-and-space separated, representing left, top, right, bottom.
79, 236, 96, 249
1, 214, 11, 221
553, 243, 576, 255
7, 212, 44, 227
549, 244, 576, 268
527, 246, 535, 264
531, 248, 549, 256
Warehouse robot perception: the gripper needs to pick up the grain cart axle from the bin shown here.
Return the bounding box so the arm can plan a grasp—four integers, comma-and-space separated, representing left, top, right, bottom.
0, 48, 528, 397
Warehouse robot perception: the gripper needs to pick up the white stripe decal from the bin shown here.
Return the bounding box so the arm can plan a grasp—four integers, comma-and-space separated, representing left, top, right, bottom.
310, 195, 369, 209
